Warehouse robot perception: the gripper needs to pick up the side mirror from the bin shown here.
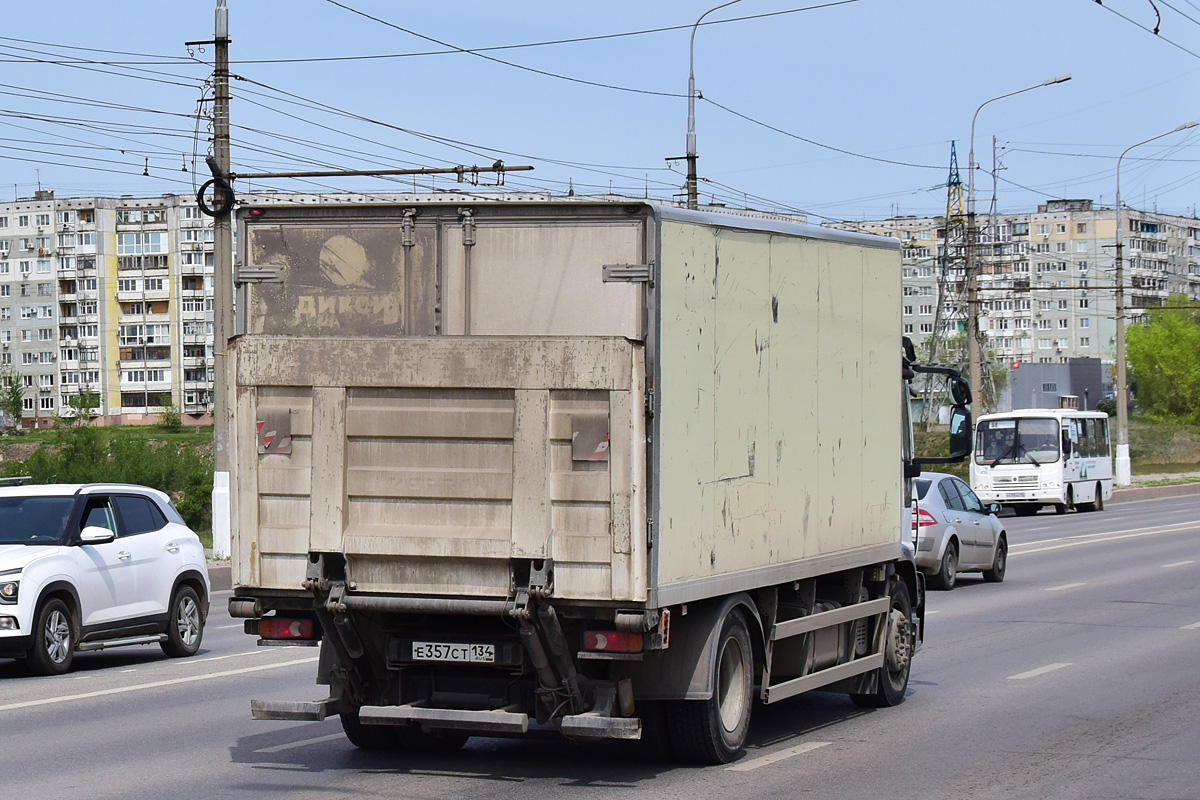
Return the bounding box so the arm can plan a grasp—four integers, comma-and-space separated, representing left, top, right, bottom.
79, 525, 116, 545
948, 375, 972, 407
987, 502, 1002, 516
948, 405, 972, 460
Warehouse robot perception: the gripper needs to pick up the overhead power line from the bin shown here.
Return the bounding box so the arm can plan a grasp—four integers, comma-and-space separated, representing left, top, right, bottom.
232, 1, 862, 65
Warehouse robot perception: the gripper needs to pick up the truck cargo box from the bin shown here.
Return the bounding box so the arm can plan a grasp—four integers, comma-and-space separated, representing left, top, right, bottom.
229, 197, 902, 607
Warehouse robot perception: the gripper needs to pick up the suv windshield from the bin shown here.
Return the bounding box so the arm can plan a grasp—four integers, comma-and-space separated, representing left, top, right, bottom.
975, 418, 1061, 466
0, 496, 76, 545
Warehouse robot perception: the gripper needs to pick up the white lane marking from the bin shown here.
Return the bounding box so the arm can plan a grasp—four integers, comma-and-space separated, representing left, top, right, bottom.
0, 656, 318, 713
255, 733, 346, 754
120, 669, 137, 674
1008, 663, 1072, 681
925, 610, 940, 615
216, 623, 246, 629
726, 741, 830, 771
1183, 621, 1200, 630
1163, 560, 1195, 568
191, 649, 274, 665
1046, 583, 1086, 592
1012, 521, 1198, 556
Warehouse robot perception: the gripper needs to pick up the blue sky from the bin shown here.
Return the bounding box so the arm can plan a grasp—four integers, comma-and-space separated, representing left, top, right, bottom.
4, 0, 1200, 221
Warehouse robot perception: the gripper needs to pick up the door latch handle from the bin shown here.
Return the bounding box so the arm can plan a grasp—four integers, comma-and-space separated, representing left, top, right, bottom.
118, 551, 131, 561
166, 543, 180, 553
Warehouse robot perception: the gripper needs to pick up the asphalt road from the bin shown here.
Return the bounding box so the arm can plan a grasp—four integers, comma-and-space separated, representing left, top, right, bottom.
2, 493, 1197, 799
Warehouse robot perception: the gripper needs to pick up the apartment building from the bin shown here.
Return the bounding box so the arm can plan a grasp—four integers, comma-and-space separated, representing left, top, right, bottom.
0, 191, 215, 427
827, 199, 1200, 370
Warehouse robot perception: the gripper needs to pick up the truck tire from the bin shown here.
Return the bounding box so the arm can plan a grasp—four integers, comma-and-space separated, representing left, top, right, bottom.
340, 711, 399, 750
667, 608, 754, 764
929, 540, 958, 591
850, 581, 913, 708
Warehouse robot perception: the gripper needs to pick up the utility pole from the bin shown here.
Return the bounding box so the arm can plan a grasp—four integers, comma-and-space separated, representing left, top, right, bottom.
1112, 121, 1198, 487
211, 0, 233, 559
966, 74, 1070, 422
684, 0, 744, 210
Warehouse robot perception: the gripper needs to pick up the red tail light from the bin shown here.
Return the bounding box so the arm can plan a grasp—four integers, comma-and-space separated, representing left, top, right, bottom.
258, 617, 316, 640
912, 508, 938, 528
584, 631, 643, 653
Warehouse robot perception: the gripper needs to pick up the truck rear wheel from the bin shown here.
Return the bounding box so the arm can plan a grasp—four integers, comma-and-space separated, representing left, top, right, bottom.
667, 608, 754, 764
850, 581, 913, 708
340, 711, 399, 750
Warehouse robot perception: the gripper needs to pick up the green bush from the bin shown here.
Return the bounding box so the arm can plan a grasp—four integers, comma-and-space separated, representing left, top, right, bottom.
913, 428, 969, 481
1, 424, 213, 534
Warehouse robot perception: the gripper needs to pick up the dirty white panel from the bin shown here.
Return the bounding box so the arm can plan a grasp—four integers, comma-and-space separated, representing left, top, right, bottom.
349, 556, 511, 597
861, 246, 903, 538
714, 230, 769, 481
236, 337, 633, 392
815, 241, 865, 553
767, 236, 820, 562
655, 221, 717, 584
467, 222, 644, 338
511, 390, 551, 559
656, 219, 903, 592
442, 223, 466, 335
547, 390, 614, 597
245, 385, 314, 589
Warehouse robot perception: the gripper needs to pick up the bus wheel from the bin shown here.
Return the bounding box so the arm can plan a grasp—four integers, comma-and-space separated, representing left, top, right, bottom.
1093, 483, 1104, 511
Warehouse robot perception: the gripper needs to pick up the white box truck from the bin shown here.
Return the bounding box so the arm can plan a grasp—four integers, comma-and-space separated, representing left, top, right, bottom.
227, 195, 969, 763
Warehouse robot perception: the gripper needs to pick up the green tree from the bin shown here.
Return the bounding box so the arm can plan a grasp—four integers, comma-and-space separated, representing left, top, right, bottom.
1125, 293, 1200, 425
61, 390, 100, 427
158, 392, 182, 432
0, 366, 25, 432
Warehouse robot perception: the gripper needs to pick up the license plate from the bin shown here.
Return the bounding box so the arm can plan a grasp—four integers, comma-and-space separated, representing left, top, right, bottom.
411, 642, 495, 663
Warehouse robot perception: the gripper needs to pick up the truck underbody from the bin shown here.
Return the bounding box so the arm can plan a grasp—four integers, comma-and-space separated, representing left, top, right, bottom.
238, 554, 921, 764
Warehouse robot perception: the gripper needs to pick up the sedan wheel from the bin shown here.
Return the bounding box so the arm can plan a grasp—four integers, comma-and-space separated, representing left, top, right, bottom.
930, 541, 958, 590
983, 534, 1007, 583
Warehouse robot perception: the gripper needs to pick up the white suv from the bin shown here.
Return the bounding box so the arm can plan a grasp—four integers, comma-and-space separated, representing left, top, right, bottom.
0, 482, 210, 675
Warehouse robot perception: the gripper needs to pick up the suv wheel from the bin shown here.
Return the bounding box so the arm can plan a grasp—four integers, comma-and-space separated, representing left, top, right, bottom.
161, 586, 204, 658
28, 598, 75, 676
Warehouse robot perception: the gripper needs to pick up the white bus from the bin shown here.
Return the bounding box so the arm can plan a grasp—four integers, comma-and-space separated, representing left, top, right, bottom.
970, 409, 1113, 516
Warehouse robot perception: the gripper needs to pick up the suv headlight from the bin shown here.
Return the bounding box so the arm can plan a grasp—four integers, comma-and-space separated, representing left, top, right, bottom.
0, 580, 18, 604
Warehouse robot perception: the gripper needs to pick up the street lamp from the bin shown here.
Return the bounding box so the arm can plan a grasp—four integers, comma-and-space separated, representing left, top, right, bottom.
685, 0, 745, 210
966, 74, 1071, 421
1112, 120, 1198, 486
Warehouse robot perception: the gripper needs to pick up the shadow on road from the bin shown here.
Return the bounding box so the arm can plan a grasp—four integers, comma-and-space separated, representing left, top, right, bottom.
227, 689, 877, 784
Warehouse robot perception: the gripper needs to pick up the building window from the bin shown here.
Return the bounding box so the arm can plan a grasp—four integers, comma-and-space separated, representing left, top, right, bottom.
1079, 337, 1090, 347
1042, 382, 1058, 392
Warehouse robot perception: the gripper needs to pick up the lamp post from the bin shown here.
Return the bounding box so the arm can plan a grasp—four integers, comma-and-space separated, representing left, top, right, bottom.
686, 0, 744, 209
1112, 120, 1198, 486
966, 74, 1070, 421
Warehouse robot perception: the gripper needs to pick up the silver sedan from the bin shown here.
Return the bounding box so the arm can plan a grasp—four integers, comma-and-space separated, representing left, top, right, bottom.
913, 472, 1007, 590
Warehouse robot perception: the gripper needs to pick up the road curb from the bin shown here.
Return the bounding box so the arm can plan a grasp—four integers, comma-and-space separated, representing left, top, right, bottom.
1111, 482, 1200, 504
207, 562, 231, 592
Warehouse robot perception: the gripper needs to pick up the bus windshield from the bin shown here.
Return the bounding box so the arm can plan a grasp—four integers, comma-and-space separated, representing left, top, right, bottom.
975, 418, 1060, 466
